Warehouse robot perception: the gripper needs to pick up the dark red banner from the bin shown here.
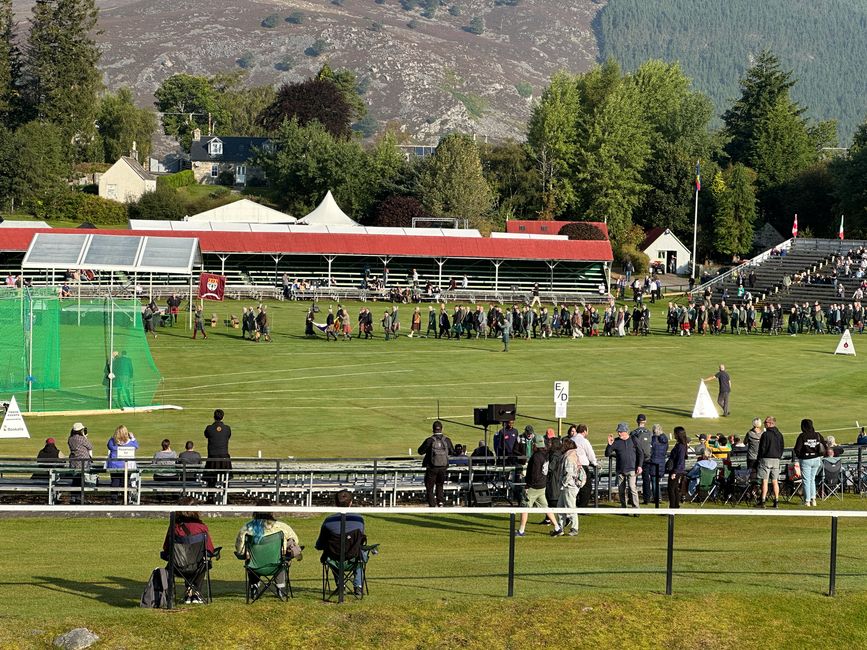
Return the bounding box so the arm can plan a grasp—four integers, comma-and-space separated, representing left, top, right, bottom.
198, 273, 226, 301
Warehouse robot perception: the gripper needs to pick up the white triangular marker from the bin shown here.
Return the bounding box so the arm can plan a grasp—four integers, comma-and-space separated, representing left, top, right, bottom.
835, 329, 856, 356
692, 381, 719, 419
0, 396, 30, 439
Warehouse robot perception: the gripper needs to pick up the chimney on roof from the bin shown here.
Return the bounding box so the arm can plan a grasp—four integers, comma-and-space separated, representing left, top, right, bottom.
192, 128, 202, 142
130, 140, 138, 161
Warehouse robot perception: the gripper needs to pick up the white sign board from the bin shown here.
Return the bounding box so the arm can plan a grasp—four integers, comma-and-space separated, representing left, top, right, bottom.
835, 329, 856, 356
0, 396, 30, 439
116, 446, 136, 459
554, 381, 570, 404
692, 381, 719, 419
555, 402, 568, 419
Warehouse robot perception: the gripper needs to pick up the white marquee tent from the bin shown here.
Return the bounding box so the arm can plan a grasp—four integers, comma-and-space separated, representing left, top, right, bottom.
185, 199, 295, 224
296, 191, 359, 226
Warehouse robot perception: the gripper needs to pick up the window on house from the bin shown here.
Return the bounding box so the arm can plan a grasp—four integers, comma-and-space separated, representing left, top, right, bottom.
211, 164, 219, 177
518, 226, 526, 232
209, 140, 223, 156
541, 226, 548, 232
106, 184, 117, 199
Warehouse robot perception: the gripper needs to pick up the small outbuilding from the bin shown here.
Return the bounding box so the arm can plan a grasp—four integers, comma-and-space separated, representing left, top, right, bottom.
98, 156, 157, 204
640, 227, 691, 275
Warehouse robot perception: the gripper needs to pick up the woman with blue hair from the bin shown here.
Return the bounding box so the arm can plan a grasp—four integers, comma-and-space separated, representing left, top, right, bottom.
235, 500, 301, 600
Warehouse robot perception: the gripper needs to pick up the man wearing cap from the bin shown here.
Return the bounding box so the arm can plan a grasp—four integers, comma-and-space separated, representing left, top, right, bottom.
515, 434, 560, 536
703, 364, 732, 416
630, 414, 653, 504
418, 420, 455, 507
605, 422, 645, 514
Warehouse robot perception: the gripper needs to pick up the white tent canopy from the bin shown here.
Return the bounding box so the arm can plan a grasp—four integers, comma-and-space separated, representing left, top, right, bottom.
296, 191, 359, 226
185, 199, 295, 224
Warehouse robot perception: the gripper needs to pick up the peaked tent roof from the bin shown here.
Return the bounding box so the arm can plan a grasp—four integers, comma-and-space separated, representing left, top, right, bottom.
186, 199, 296, 224
296, 191, 359, 226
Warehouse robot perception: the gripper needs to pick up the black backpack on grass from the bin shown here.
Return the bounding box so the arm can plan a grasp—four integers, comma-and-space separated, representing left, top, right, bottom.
140, 567, 170, 608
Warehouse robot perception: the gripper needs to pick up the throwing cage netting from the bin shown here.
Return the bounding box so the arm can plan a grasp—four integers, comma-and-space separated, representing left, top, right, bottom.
0, 287, 162, 412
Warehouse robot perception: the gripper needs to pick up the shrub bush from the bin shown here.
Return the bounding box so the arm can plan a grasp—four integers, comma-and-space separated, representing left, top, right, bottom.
156, 170, 195, 191
33, 190, 127, 224
618, 245, 650, 275
515, 81, 533, 98
127, 188, 187, 221
286, 11, 304, 24
262, 14, 280, 28
557, 222, 607, 241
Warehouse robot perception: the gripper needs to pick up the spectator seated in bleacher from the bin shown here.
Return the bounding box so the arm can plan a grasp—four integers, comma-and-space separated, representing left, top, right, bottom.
32, 437, 64, 480
687, 448, 718, 496
153, 439, 179, 481
448, 444, 469, 466
471, 440, 494, 459
709, 434, 731, 459
178, 441, 202, 467
825, 436, 845, 458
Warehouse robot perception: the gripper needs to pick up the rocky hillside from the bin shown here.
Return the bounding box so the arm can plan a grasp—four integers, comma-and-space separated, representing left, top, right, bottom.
18, 0, 604, 144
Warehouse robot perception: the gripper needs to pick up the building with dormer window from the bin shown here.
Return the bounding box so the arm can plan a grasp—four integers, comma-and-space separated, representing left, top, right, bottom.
188, 129, 271, 186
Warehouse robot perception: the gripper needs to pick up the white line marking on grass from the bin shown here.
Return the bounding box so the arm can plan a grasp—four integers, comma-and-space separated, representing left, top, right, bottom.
164, 360, 398, 382
158, 368, 409, 393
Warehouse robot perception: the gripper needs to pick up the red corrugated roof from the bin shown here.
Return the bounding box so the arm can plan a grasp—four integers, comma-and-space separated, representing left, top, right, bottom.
0, 228, 612, 262
505, 220, 610, 238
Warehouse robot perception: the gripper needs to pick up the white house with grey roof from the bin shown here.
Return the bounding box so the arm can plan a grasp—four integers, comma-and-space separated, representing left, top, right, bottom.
98, 156, 157, 203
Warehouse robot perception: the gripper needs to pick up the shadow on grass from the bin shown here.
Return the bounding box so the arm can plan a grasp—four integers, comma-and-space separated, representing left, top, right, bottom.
374, 514, 504, 536
640, 404, 693, 417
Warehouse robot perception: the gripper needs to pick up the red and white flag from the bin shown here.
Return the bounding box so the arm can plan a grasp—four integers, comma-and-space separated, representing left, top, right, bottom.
198, 273, 226, 301
791, 214, 798, 238
839, 215, 845, 240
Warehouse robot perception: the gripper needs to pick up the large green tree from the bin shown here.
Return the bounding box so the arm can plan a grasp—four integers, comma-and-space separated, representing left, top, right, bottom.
710, 164, 757, 256
418, 133, 493, 226
0, 0, 15, 122
97, 87, 157, 163
23, 0, 102, 160
256, 117, 385, 218
210, 72, 275, 136
832, 120, 867, 238
0, 120, 68, 212
479, 140, 541, 222
154, 74, 227, 149
527, 71, 579, 218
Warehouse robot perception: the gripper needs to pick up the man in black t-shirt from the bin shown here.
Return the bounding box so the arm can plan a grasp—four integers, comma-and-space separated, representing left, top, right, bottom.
204, 409, 232, 486
704, 364, 732, 416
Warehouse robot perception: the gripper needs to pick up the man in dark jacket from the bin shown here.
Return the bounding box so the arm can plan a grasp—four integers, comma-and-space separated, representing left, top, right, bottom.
757, 416, 785, 508
648, 424, 669, 504
606, 422, 645, 513
515, 434, 559, 536
630, 414, 653, 504
204, 408, 232, 487
417, 420, 455, 507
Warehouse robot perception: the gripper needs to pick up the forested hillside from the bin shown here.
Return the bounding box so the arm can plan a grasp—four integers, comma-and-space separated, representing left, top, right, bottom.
597, 0, 867, 144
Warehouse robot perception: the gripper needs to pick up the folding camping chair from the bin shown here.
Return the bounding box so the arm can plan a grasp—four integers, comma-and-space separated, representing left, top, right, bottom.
821, 459, 844, 501
165, 530, 220, 605
783, 463, 804, 503
320, 527, 379, 601
726, 468, 752, 506
691, 467, 719, 506
236, 532, 295, 603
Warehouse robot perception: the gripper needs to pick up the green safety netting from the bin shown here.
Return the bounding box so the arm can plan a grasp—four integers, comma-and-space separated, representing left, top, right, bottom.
0, 287, 162, 412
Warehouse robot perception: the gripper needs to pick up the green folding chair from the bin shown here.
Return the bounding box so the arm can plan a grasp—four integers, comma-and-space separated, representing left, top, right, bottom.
236, 532, 292, 603
692, 467, 719, 506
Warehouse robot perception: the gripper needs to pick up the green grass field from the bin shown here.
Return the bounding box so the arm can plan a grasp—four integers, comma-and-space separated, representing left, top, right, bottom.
4, 298, 864, 458
3, 298, 867, 649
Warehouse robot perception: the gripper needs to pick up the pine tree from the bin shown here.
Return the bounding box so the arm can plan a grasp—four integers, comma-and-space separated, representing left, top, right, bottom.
419, 133, 493, 225
712, 164, 757, 256
23, 0, 102, 160
0, 0, 16, 121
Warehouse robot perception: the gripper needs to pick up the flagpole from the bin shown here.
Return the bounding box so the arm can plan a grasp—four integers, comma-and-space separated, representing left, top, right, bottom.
691, 184, 699, 281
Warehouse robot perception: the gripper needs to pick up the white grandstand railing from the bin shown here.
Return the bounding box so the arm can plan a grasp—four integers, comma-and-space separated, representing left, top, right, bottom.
690, 237, 794, 295
0, 505, 856, 598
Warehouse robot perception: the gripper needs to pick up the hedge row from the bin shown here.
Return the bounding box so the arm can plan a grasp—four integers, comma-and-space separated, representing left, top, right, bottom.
156, 170, 196, 191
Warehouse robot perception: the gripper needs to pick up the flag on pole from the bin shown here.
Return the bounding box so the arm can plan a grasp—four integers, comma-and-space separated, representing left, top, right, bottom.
694, 160, 701, 192
791, 214, 798, 238
839, 215, 845, 240
197, 273, 226, 301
